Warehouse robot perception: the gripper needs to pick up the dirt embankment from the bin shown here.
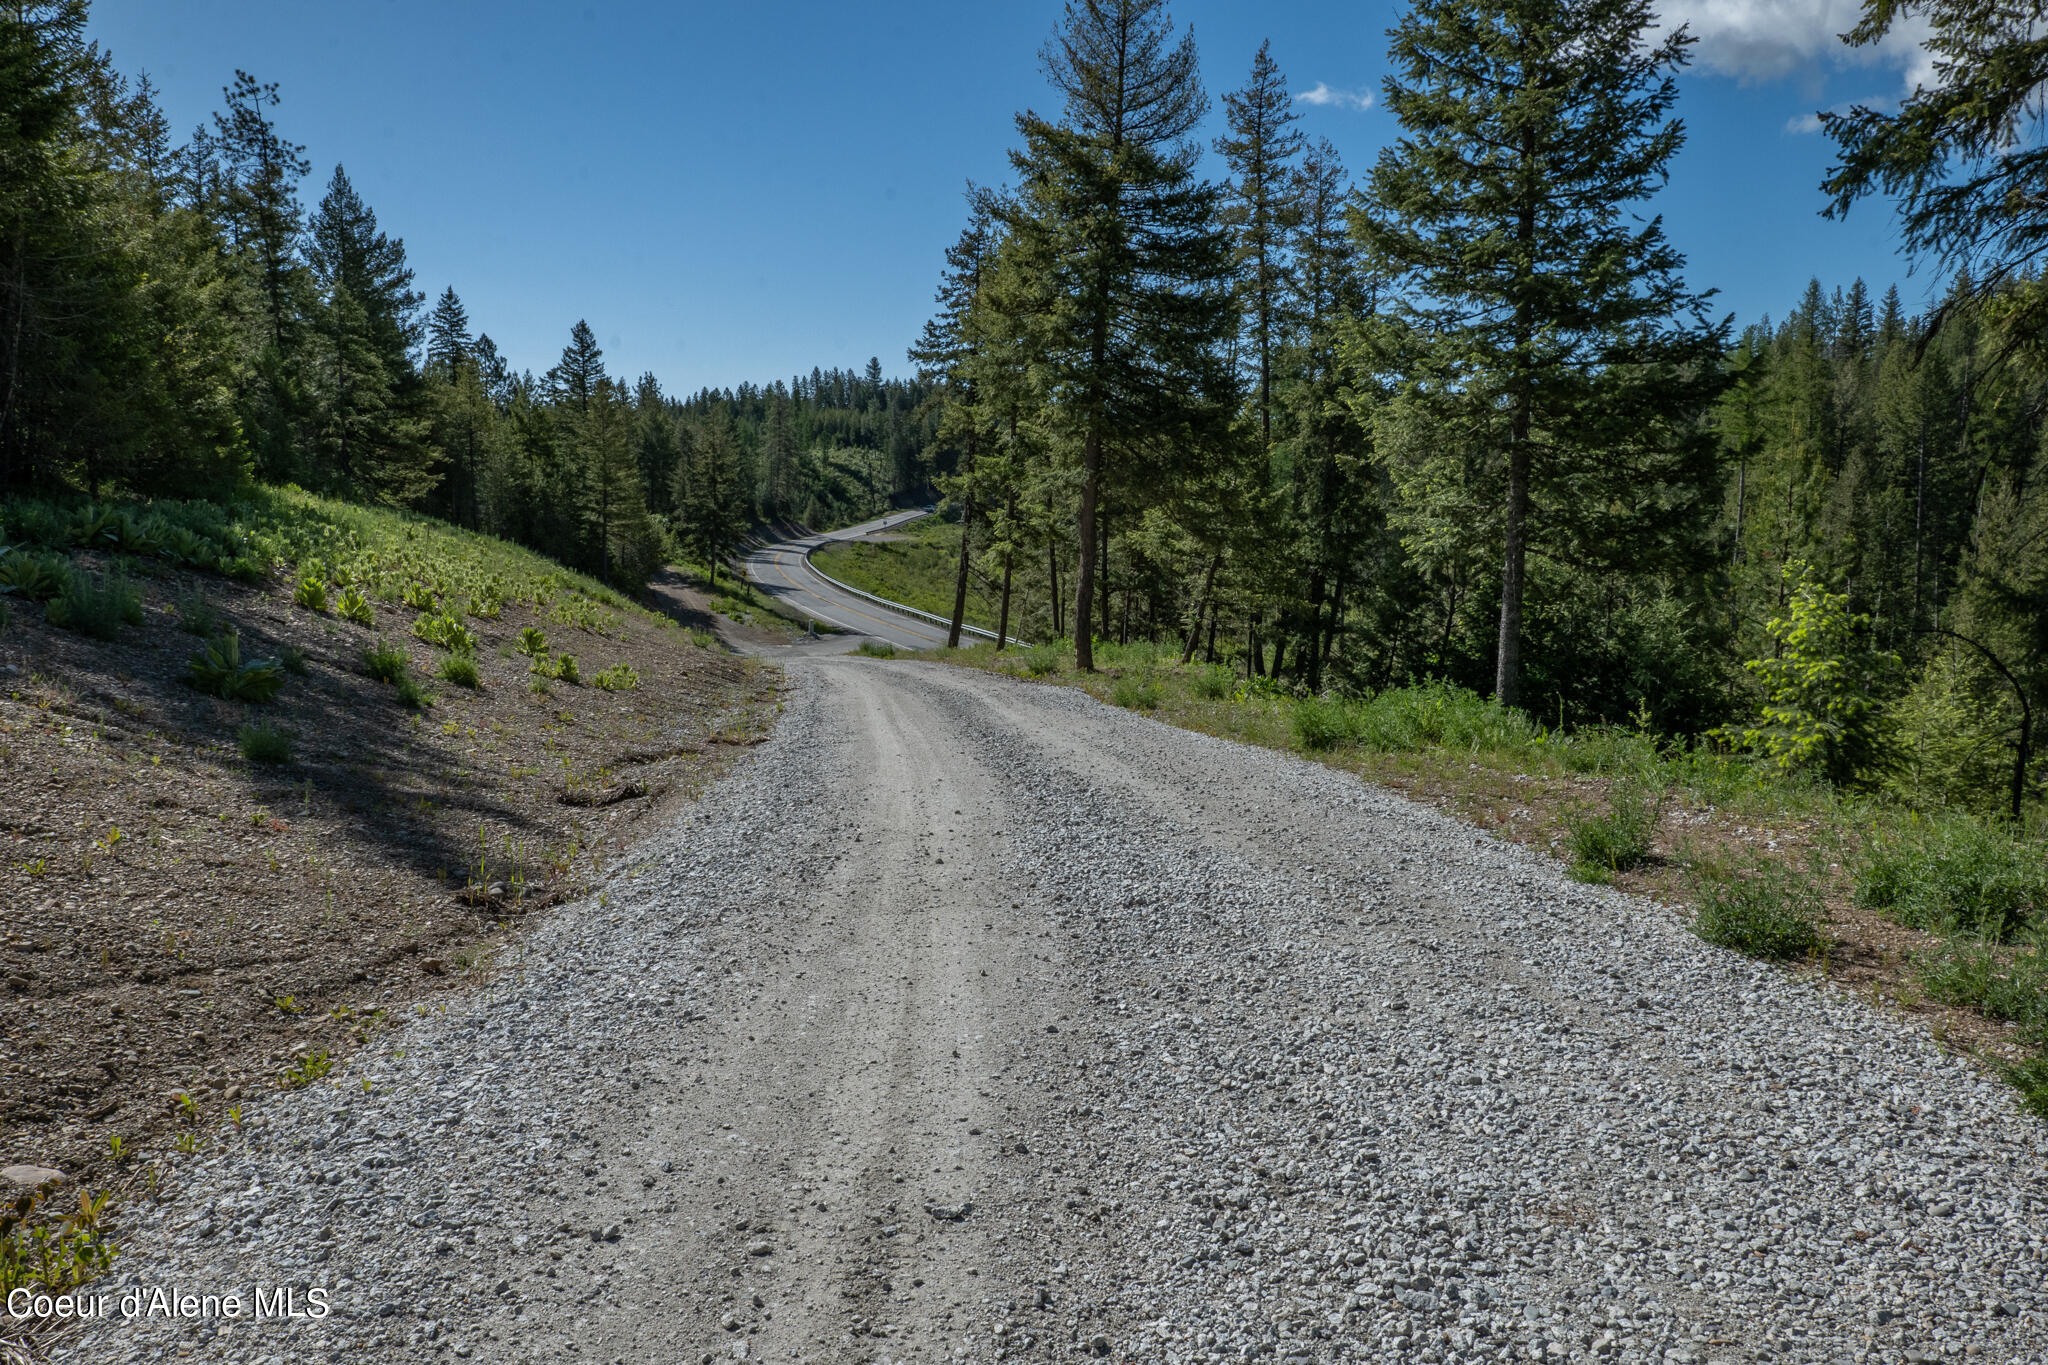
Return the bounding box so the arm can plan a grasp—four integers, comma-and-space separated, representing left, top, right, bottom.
1, 559, 778, 1194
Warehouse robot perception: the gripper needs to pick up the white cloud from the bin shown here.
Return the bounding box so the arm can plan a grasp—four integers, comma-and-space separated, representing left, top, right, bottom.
1782, 95, 1894, 136
1654, 1, 1935, 93
1295, 82, 1374, 112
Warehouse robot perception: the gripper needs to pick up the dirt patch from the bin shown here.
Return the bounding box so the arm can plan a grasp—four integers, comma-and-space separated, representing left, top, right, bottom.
0, 559, 778, 1193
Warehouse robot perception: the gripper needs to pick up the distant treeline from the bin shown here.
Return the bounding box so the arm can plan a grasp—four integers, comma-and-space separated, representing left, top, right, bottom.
0, 2, 938, 585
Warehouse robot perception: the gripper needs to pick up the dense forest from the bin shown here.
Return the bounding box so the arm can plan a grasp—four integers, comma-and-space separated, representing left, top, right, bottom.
893, 0, 2048, 822
5, 0, 2047, 819
0, 1, 937, 586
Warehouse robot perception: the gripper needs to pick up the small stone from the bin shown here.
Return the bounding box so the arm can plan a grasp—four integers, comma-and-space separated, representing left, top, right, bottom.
746, 1241, 773, 1256
1, 1164, 65, 1190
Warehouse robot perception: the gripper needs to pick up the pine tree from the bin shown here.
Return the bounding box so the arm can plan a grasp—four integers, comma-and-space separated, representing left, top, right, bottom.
305, 165, 431, 500
192, 71, 308, 353
1215, 39, 1304, 456
678, 407, 749, 588
426, 286, 470, 383
550, 320, 605, 414
1355, 0, 1725, 707
911, 188, 1006, 647
581, 377, 650, 583
1005, 0, 1237, 669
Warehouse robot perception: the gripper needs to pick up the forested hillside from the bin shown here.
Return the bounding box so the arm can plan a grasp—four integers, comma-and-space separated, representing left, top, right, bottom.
893, 0, 2048, 827
0, 2, 936, 587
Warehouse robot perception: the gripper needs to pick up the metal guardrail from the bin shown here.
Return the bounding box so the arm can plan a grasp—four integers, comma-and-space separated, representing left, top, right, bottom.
798, 520, 1031, 648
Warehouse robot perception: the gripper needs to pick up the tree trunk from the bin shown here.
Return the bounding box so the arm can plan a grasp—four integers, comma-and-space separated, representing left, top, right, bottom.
1204, 610, 1217, 664
1097, 502, 1112, 646
1071, 429, 1102, 670
997, 550, 1015, 651
1181, 553, 1223, 664
948, 442, 976, 649
1048, 529, 1063, 639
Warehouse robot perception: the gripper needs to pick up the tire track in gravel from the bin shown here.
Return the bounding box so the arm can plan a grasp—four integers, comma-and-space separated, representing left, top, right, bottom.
41, 657, 2048, 1365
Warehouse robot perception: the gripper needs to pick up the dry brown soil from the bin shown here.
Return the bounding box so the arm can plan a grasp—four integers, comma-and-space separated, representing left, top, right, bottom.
0, 561, 777, 1193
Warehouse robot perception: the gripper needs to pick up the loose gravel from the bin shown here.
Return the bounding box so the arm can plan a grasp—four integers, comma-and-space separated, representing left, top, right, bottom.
43, 659, 2048, 1365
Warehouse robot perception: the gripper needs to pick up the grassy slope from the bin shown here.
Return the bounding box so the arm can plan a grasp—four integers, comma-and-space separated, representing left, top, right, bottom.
0, 486, 779, 1303
810, 516, 1007, 634
932, 638, 2048, 1118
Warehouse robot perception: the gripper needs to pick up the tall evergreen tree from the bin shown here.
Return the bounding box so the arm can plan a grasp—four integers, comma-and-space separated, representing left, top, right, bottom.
1215, 40, 1304, 457
305, 165, 431, 500
191, 70, 307, 353
1355, 0, 1726, 707
426, 286, 470, 383
1006, 0, 1236, 669
549, 320, 604, 414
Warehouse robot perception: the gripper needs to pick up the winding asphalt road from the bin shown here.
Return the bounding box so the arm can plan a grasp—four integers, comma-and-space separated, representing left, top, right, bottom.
743, 509, 955, 651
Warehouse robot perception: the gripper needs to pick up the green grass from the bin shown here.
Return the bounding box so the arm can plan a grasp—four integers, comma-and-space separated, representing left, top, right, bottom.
811, 516, 1008, 635
236, 721, 292, 765
855, 639, 897, 658
1111, 671, 1162, 710
1564, 778, 1660, 882
1856, 817, 2048, 940
1692, 864, 1823, 960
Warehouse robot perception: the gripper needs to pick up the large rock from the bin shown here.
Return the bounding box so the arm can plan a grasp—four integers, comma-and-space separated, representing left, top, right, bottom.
1, 1163, 66, 1190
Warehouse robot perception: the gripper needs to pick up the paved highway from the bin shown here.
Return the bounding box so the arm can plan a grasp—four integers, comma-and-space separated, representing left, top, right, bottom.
742, 508, 955, 650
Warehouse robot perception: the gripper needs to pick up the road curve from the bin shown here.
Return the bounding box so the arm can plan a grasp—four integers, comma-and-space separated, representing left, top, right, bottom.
743, 509, 956, 651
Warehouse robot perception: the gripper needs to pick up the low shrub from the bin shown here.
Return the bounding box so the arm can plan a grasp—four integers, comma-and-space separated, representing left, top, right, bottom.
395, 674, 434, 710
516, 626, 548, 657
1692, 866, 1822, 961
856, 639, 897, 658
361, 639, 409, 684
280, 646, 309, 676
1855, 818, 2048, 940
292, 573, 328, 611
1564, 779, 1660, 882
0, 548, 69, 601
183, 634, 285, 703
1292, 697, 1354, 751
412, 611, 478, 653
1024, 644, 1062, 676
1111, 671, 1162, 710
175, 593, 223, 636
438, 653, 481, 689
592, 662, 639, 691
45, 568, 144, 640
336, 586, 374, 626
553, 652, 581, 685
236, 721, 292, 765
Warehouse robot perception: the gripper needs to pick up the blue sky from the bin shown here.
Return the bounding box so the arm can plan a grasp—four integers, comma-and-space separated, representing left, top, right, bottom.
86, 1, 1941, 392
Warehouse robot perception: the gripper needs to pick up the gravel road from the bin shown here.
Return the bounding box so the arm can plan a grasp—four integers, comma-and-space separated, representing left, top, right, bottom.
43, 660, 2048, 1365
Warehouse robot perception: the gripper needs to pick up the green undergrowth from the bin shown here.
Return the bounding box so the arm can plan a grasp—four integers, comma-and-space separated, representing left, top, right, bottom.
0, 483, 690, 642
934, 637, 2048, 1119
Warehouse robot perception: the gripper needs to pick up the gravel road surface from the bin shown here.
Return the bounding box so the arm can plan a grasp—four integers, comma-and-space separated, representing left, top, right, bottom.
44, 659, 2048, 1365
